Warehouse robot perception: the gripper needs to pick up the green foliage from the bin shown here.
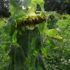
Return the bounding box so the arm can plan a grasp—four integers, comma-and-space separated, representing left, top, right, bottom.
0, 22, 11, 70
0, 0, 70, 70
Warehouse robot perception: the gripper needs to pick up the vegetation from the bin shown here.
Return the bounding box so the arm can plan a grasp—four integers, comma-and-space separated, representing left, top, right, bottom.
0, 0, 70, 70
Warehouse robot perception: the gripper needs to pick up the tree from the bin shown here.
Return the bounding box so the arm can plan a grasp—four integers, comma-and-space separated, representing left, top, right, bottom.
0, 0, 10, 17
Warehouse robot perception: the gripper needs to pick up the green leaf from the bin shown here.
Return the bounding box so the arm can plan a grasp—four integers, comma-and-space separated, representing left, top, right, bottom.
47, 29, 62, 40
